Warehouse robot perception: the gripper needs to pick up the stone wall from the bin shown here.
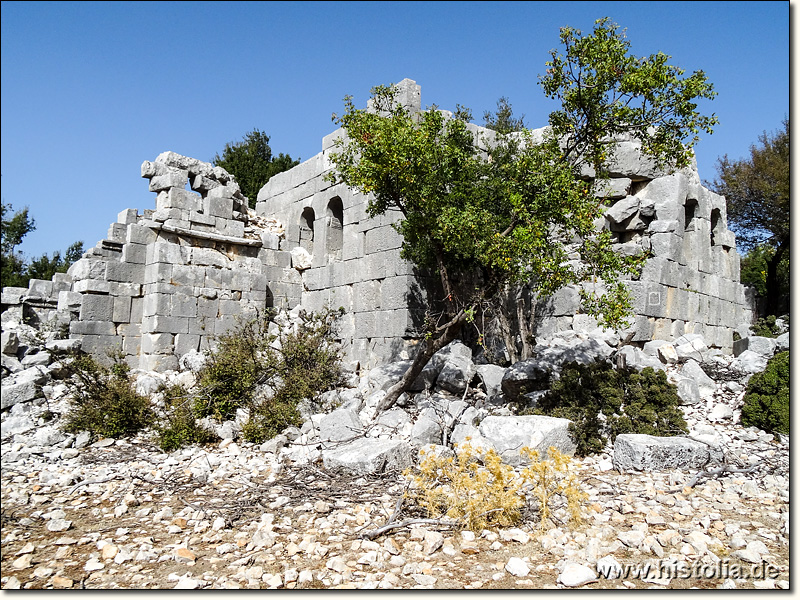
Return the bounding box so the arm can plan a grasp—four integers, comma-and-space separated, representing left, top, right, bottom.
256, 79, 753, 360
0, 79, 754, 371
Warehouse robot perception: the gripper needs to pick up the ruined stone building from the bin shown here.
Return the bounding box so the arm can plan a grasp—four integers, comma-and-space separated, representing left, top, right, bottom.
0, 79, 754, 371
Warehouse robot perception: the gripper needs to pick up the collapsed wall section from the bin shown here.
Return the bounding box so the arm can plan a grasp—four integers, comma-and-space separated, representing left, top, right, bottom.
62, 152, 301, 370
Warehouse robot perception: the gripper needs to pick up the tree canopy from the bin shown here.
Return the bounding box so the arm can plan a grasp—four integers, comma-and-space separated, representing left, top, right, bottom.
710, 118, 789, 316
213, 129, 300, 209
483, 97, 526, 134
1, 201, 84, 288
328, 18, 718, 414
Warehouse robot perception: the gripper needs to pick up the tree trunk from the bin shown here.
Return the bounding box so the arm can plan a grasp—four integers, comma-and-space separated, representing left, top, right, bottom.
516, 287, 533, 360
374, 310, 469, 415
765, 238, 788, 317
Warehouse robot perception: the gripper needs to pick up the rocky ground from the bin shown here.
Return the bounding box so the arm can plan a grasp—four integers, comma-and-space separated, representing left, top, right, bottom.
1, 395, 789, 590
1, 314, 790, 589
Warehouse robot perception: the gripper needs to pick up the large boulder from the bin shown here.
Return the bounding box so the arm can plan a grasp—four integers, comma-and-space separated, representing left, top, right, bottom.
478, 415, 576, 465
319, 408, 363, 443
679, 360, 716, 398
733, 336, 777, 358
322, 437, 413, 475
731, 350, 769, 374
1, 380, 39, 410
475, 364, 507, 402
612, 434, 713, 472
500, 359, 552, 401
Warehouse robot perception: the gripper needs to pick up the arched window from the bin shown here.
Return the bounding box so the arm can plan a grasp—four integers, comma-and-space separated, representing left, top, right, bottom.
710, 208, 722, 246
684, 199, 699, 232
300, 207, 315, 253
326, 197, 344, 262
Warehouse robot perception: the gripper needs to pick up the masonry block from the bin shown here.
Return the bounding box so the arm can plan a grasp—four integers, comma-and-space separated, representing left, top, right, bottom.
57, 290, 83, 312
122, 242, 147, 264
141, 332, 175, 355
354, 280, 381, 312
142, 293, 172, 317
141, 314, 189, 334
204, 196, 233, 219
175, 333, 200, 356
171, 295, 198, 318
649, 233, 683, 262
71, 320, 116, 336
148, 170, 188, 192
126, 223, 157, 245
113, 296, 132, 323
169, 264, 204, 288
355, 311, 377, 339
329, 285, 353, 310
139, 354, 179, 372
190, 248, 227, 269
106, 260, 145, 283
144, 262, 173, 285
380, 276, 410, 310
76, 334, 123, 357
365, 225, 404, 254
80, 295, 114, 322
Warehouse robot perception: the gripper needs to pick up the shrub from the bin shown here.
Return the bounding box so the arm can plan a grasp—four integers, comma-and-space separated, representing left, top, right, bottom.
192, 307, 345, 445
531, 361, 688, 456
62, 352, 154, 439
156, 384, 217, 452
751, 315, 780, 338
405, 442, 586, 532
195, 314, 271, 421
741, 351, 789, 435
240, 307, 345, 443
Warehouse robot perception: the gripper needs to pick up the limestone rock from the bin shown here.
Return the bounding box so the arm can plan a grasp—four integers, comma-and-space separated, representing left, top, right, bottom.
322, 437, 413, 475
613, 434, 711, 472
478, 415, 576, 465
558, 562, 597, 587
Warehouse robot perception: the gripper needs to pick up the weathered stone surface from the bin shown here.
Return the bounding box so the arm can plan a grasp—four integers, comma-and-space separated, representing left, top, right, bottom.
679, 360, 716, 398
478, 415, 576, 465
319, 408, 363, 443
613, 434, 711, 472
475, 364, 506, 401
500, 359, 552, 400
733, 335, 777, 358
732, 350, 769, 374
1, 380, 39, 410
322, 437, 413, 475
1, 330, 19, 355
558, 562, 597, 587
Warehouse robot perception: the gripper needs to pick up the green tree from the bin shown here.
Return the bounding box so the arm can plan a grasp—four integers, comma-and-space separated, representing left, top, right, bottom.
26, 241, 85, 282
213, 129, 300, 208
1, 201, 84, 288
1, 202, 36, 288
328, 18, 717, 414
710, 119, 789, 316
483, 96, 526, 134
739, 244, 789, 315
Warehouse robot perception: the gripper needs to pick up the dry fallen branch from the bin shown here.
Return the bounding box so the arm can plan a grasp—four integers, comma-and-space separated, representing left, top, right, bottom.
667, 461, 762, 493
359, 517, 460, 540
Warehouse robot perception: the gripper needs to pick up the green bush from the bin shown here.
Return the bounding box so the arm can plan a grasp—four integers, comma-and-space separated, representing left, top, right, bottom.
62, 352, 154, 439
156, 384, 217, 452
240, 307, 346, 443
751, 315, 781, 338
741, 351, 789, 435
193, 307, 345, 446
530, 361, 688, 456
195, 315, 271, 421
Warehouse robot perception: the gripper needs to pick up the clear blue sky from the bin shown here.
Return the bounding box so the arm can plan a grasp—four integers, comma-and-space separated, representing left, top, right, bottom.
1, 1, 790, 260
